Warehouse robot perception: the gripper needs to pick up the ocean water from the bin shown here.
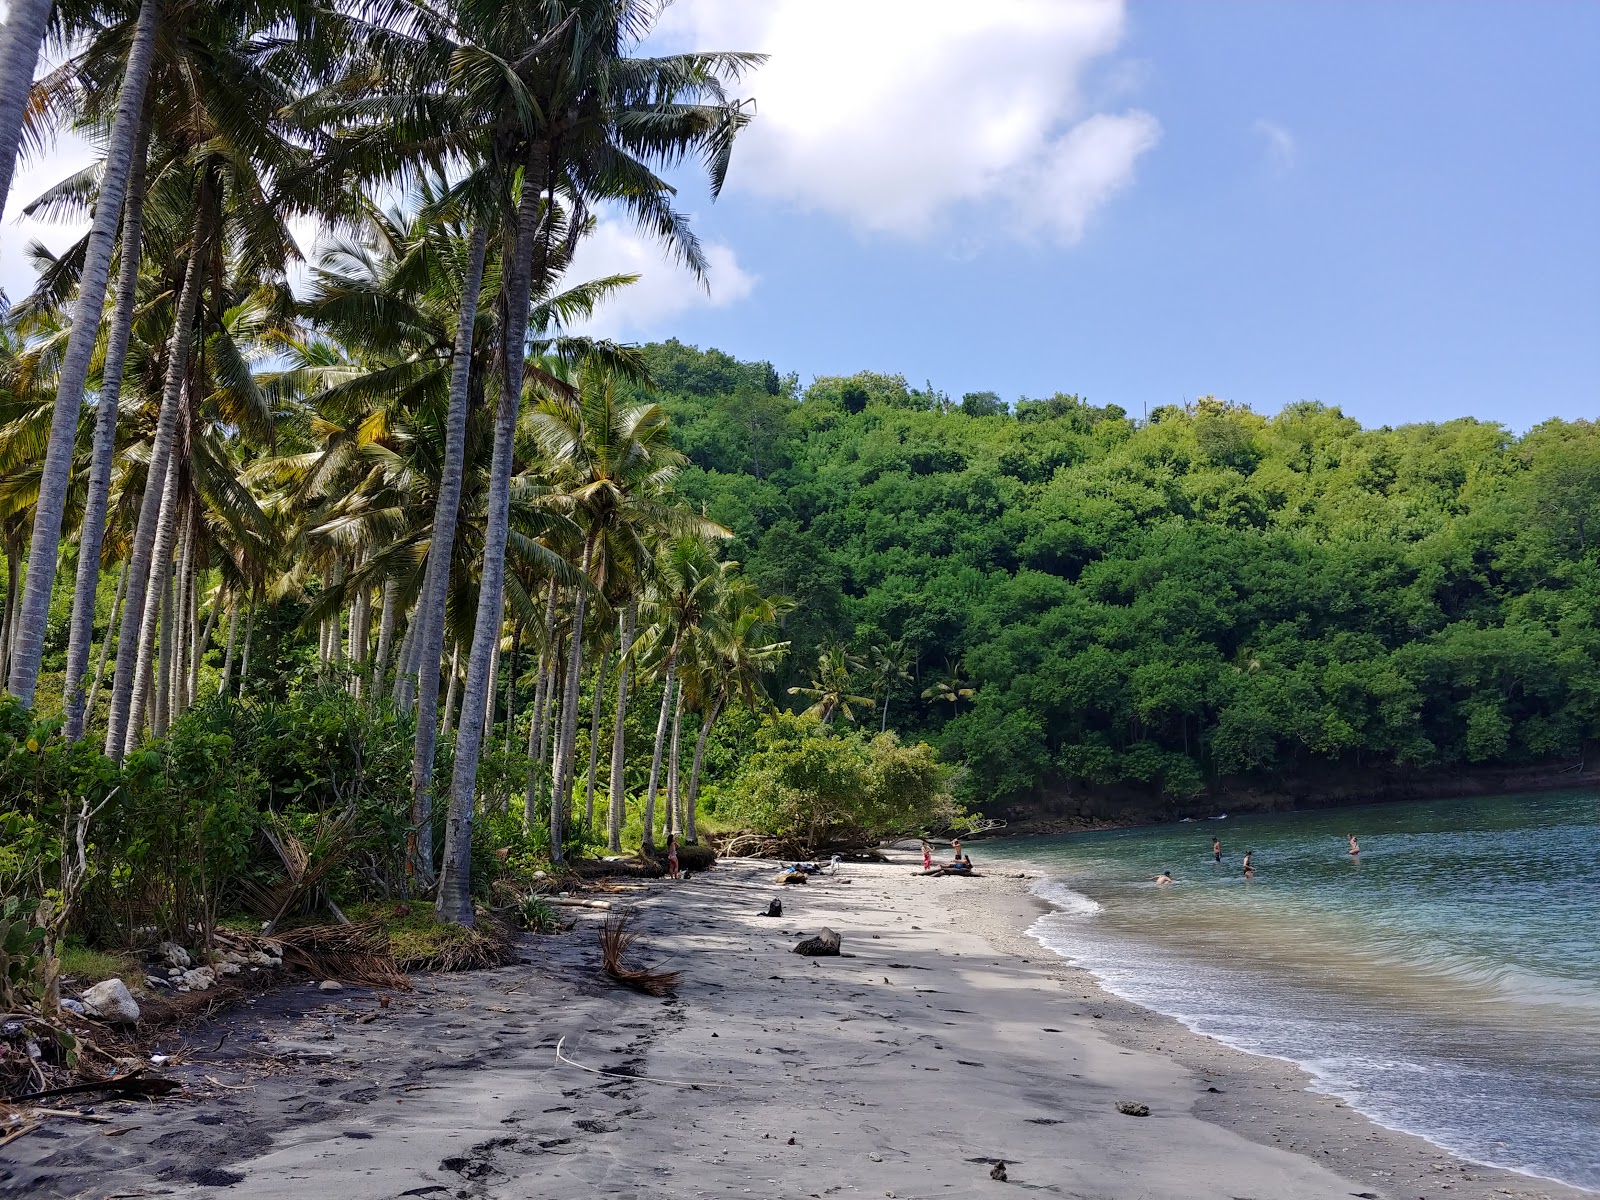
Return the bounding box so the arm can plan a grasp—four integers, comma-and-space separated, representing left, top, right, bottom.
980, 790, 1600, 1191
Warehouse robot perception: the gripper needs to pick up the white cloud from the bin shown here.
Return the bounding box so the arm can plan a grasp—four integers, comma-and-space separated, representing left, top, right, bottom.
559, 215, 755, 340
1, 130, 96, 305
1253, 118, 1297, 172
653, 0, 1158, 245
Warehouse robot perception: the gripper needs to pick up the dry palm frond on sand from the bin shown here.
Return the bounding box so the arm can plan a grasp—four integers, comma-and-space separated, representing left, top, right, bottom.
270, 921, 409, 990
598, 913, 680, 996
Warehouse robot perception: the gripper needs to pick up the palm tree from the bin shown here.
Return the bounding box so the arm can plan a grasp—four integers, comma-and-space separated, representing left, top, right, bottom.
789, 643, 874, 725
868, 640, 913, 732
437, 1, 760, 920
921, 662, 975, 715
0, 0, 53, 219
7, 0, 163, 708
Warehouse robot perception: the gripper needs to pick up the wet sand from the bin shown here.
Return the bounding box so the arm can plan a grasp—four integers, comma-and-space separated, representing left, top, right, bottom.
3, 856, 1587, 1199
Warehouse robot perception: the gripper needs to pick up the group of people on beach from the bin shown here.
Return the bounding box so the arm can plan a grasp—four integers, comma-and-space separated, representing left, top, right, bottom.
1151, 833, 1361, 885
919, 838, 975, 874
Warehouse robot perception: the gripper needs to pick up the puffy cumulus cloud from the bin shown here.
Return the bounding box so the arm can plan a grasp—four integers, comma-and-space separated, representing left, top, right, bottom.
654, 0, 1158, 245
559, 215, 755, 339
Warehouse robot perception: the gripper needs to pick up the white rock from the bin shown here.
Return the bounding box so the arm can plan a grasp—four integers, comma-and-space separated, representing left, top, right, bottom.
60, 998, 87, 1016
81, 978, 141, 1023
180, 967, 215, 991
217, 961, 241, 976
145, 975, 169, 988
318, 980, 343, 992
167, 967, 182, 978
176, 985, 192, 993
160, 942, 191, 969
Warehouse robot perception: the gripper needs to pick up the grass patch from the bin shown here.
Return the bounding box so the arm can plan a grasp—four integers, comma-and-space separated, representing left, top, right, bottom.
346, 903, 516, 972
59, 944, 141, 989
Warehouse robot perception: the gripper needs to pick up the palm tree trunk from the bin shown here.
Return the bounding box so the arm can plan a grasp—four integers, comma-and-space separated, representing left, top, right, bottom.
0, 536, 15, 682
330, 560, 346, 669
191, 581, 217, 705
523, 583, 558, 832
373, 577, 397, 692
391, 598, 418, 704
236, 597, 254, 700
685, 694, 722, 845
584, 646, 612, 829
607, 603, 637, 853
7, 0, 163, 707
438, 176, 540, 926
408, 222, 487, 889
641, 649, 678, 856
550, 537, 597, 865
541, 639, 563, 823
666, 680, 685, 842
503, 623, 520, 759
350, 579, 370, 696
83, 560, 128, 728
218, 594, 238, 697
104, 186, 210, 760
153, 562, 175, 739
168, 505, 194, 722
440, 641, 460, 738
480, 590, 502, 757
63, 115, 151, 740
130, 451, 183, 752
0, 0, 53, 220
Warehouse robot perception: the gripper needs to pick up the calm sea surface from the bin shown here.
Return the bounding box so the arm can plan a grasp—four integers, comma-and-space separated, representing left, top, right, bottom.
981, 791, 1600, 1191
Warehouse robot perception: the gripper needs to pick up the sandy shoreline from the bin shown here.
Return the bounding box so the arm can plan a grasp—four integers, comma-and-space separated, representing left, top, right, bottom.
4, 855, 1587, 1199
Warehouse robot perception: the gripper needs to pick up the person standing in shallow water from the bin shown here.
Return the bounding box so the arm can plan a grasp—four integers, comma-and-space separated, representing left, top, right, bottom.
1212, 837, 1222, 863
1242, 850, 1255, 880
1347, 833, 1361, 856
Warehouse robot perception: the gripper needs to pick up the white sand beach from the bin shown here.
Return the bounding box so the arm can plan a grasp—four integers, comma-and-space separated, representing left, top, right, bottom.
5, 855, 1587, 1199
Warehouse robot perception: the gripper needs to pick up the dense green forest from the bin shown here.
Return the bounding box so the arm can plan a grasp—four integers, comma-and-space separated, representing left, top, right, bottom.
638, 340, 1600, 811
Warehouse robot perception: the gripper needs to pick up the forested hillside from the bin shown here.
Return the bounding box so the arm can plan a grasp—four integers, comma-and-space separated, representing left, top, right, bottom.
637, 340, 1600, 813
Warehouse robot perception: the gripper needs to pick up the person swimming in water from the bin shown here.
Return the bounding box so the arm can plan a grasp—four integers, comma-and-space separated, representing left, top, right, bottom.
1212, 837, 1222, 863
1242, 850, 1255, 880
1347, 833, 1360, 856
1152, 870, 1174, 885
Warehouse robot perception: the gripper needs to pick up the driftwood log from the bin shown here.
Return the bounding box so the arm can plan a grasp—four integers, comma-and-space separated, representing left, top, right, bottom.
793, 928, 841, 957
777, 872, 807, 885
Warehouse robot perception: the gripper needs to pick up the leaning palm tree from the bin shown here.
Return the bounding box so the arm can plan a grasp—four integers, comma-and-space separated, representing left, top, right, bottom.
921, 662, 976, 715
7, 0, 163, 708
0, 0, 53, 219
789, 643, 874, 725
869, 640, 914, 732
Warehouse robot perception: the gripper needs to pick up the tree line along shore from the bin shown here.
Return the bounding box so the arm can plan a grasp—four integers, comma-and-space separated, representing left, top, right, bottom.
0, 0, 1596, 1057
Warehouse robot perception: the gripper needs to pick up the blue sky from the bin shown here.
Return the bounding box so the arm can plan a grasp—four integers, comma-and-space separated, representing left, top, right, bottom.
2, 2, 1593, 433
587, 1, 1598, 432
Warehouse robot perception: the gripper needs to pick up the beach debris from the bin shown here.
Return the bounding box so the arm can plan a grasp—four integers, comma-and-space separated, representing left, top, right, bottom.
318, 980, 343, 992
545, 897, 611, 910
762, 899, 783, 918
792, 928, 841, 957
598, 913, 681, 996
80, 978, 140, 1023
989, 1160, 1008, 1181
778, 871, 808, 885
10, 1070, 180, 1104
1116, 1101, 1150, 1117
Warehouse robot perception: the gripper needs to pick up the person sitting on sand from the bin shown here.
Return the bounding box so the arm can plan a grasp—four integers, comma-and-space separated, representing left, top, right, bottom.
666, 835, 680, 880
946, 856, 973, 874
1347, 833, 1360, 856
1153, 870, 1174, 885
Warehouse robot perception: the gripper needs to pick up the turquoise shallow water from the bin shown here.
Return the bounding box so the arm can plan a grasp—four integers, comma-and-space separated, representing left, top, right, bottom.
981, 790, 1600, 1191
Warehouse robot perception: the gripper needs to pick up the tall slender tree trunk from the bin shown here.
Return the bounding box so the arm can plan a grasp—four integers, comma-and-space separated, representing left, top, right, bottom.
130, 451, 183, 751
438, 177, 540, 926
104, 188, 210, 760
0, 0, 53, 220
218, 594, 238, 697
167, 505, 194, 723
190, 580, 216, 705
550, 537, 596, 864
83, 560, 128, 729
153, 560, 175, 739
350, 577, 370, 696
373, 577, 397, 692
0, 536, 16, 682
607, 603, 637, 853
480, 591, 502, 757
236, 597, 254, 700
665, 681, 685, 842
641, 648, 678, 856
503, 623, 520, 759
440, 641, 460, 737
685, 694, 721, 845
408, 223, 487, 888
63, 116, 150, 739
523, 584, 558, 831
584, 646, 611, 829
8, 0, 163, 706
392, 596, 418, 704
